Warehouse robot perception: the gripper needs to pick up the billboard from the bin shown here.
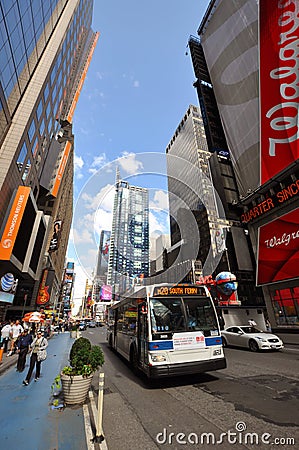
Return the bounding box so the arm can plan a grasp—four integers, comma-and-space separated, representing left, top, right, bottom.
257, 209, 299, 285
36, 269, 55, 306
100, 285, 112, 301
49, 220, 62, 252
260, 0, 299, 183
96, 230, 111, 278
0, 186, 31, 260
0, 272, 18, 304
51, 141, 71, 198
199, 0, 259, 195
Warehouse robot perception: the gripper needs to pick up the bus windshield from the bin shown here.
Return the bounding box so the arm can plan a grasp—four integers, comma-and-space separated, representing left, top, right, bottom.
149, 296, 218, 335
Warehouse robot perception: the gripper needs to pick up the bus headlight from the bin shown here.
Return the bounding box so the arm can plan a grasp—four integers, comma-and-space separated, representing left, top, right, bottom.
213, 349, 222, 356
150, 353, 167, 362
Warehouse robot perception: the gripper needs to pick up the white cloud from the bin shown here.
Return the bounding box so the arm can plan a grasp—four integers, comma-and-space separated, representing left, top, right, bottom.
150, 190, 169, 210
149, 210, 169, 237
118, 152, 143, 175
74, 154, 84, 170
88, 153, 107, 173
133, 80, 140, 88
81, 184, 114, 212
73, 227, 94, 245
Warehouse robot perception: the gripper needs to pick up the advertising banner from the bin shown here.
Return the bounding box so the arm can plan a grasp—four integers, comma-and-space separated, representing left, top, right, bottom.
51, 141, 71, 198
173, 332, 205, 350
257, 209, 299, 285
260, 0, 299, 183
0, 272, 18, 304
0, 186, 31, 260
36, 269, 55, 305
100, 285, 112, 301
49, 220, 62, 252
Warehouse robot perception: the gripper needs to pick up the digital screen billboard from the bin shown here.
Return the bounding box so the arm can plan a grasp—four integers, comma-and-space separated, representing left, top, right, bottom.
257, 209, 299, 285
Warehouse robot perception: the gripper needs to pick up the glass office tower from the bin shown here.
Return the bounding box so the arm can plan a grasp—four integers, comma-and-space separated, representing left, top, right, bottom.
0, 0, 98, 319
107, 178, 149, 298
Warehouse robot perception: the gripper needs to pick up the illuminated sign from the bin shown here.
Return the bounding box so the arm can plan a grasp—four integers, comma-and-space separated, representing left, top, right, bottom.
257, 208, 299, 285
51, 142, 71, 197
152, 285, 206, 297
260, 1, 299, 184
241, 179, 299, 224
0, 186, 31, 260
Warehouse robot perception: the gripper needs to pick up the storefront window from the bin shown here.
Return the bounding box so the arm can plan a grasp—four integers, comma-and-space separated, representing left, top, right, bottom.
270, 288, 299, 326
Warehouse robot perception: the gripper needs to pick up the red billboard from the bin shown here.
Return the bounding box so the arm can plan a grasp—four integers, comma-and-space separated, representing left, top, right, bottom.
257, 209, 299, 285
260, 0, 299, 184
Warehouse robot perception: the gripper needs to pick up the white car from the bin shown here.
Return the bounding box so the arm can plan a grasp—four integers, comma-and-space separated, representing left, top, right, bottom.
221, 325, 284, 352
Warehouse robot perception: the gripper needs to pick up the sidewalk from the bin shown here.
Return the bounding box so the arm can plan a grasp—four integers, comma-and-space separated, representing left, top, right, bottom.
0, 332, 89, 450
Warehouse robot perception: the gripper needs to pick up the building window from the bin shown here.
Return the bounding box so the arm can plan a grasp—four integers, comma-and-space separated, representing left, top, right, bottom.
28, 120, 36, 142
16, 142, 27, 171
22, 159, 31, 182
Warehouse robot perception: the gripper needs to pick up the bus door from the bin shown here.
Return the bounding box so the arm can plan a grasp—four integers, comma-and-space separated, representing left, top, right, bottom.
137, 303, 148, 368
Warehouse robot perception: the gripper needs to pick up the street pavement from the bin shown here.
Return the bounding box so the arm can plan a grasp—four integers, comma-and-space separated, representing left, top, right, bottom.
0, 329, 297, 450
0, 332, 93, 450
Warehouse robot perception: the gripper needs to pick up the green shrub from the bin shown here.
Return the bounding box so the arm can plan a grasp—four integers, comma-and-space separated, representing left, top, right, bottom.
62, 337, 104, 377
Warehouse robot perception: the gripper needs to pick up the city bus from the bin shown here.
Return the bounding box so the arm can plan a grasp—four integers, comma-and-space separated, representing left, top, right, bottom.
107, 283, 226, 378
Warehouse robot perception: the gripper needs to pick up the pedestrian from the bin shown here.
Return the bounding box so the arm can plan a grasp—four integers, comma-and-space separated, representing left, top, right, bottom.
23, 330, 48, 385
8, 320, 23, 356
218, 314, 225, 330
16, 329, 33, 372
1, 321, 12, 353
248, 319, 256, 327
266, 319, 271, 332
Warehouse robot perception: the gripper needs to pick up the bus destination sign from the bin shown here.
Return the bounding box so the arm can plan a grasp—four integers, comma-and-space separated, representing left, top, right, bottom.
153, 285, 205, 297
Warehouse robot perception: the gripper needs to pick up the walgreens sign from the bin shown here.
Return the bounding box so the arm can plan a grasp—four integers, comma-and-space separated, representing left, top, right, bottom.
257, 209, 299, 285
260, 0, 299, 183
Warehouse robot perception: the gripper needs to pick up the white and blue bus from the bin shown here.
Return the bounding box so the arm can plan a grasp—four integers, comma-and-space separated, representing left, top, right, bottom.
107, 284, 226, 378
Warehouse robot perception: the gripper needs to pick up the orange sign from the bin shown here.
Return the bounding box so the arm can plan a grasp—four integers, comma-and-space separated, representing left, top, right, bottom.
0, 186, 31, 260
67, 32, 100, 123
51, 141, 71, 197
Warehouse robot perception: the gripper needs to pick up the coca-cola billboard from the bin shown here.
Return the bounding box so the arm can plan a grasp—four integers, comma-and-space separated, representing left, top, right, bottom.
257, 208, 299, 285
260, 0, 299, 184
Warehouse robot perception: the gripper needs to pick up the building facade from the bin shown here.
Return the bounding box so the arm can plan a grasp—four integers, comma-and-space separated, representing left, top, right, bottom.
0, 0, 98, 320
107, 177, 149, 297
165, 105, 262, 305
194, 0, 299, 329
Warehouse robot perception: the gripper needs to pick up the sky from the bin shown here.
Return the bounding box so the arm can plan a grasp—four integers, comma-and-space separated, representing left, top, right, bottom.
68, 0, 211, 310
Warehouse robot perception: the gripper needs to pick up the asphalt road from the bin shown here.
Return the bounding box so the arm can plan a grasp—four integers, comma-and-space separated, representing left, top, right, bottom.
84, 327, 299, 450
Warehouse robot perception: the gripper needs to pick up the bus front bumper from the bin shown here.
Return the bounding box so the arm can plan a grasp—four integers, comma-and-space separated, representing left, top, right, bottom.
147, 357, 227, 378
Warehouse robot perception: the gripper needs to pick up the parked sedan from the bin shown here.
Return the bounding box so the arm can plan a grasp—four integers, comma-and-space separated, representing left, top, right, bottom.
221, 326, 284, 352
88, 320, 96, 328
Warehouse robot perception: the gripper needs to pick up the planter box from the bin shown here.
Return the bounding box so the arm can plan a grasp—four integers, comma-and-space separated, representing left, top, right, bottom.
61, 372, 93, 405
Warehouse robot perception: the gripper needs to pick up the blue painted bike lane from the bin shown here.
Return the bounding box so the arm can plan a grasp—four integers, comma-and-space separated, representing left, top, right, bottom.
0, 332, 87, 450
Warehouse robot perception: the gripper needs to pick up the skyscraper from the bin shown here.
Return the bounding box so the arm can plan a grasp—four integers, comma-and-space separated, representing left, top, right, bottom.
0, 0, 98, 319
166, 105, 230, 277
107, 177, 149, 298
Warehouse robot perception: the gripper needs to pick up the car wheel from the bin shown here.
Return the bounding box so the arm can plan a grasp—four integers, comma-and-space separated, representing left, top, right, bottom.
249, 339, 259, 352
222, 337, 228, 348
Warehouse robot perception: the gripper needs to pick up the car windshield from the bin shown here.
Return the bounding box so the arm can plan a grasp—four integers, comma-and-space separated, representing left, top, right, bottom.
149, 296, 218, 336
240, 326, 262, 334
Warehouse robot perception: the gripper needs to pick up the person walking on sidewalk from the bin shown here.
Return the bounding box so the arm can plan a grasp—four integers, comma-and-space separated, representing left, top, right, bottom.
23, 331, 48, 385
16, 329, 33, 372
8, 320, 23, 356
1, 321, 12, 353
